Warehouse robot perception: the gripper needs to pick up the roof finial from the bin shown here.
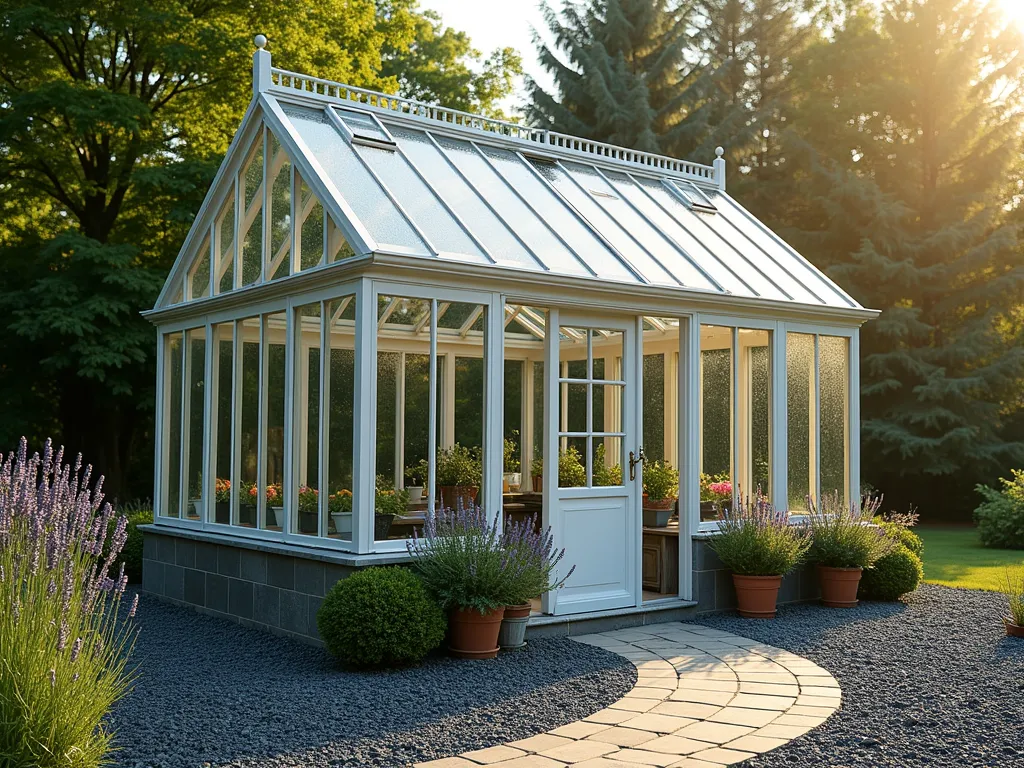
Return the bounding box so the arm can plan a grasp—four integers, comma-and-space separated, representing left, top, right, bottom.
253, 34, 271, 97
713, 146, 726, 191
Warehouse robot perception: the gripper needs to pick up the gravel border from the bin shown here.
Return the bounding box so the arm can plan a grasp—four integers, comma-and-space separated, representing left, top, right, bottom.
696, 584, 1024, 767
108, 595, 636, 768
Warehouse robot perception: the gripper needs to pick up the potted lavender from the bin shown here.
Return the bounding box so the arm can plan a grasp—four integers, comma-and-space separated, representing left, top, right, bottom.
499, 515, 574, 648
709, 490, 810, 618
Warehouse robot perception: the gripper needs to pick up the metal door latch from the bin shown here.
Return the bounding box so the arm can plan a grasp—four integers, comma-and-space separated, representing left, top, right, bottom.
629, 447, 646, 481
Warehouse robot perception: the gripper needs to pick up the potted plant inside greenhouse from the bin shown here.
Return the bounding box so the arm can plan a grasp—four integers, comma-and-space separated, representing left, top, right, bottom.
329, 489, 353, 537
709, 491, 811, 618
498, 516, 575, 649
214, 478, 231, 524
1003, 567, 1024, 638
240, 482, 258, 528
700, 473, 732, 521
436, 444, 482, 510
297, 486, 319, 535
643, 460, 679, 527
267, 483, 283, 528
530, 457, 544, 492
809, 492, 893, 607
503, 433, 522, 493
374, 478, 408, 540
188, 477, 203, 520
404, 459, 428, 505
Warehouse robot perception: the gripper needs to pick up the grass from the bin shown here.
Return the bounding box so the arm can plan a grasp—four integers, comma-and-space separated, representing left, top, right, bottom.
917, 526, 1024, 591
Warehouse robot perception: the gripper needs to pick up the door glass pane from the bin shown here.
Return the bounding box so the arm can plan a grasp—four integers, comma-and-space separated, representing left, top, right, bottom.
237, 318, 260, 527
820, 336, 849, 505
326, 296, 356, 541
593, 436, 623, 486
296, 303, 321, 537
164, 332, 184, 518
184, 329, 206, 521
212, 323, 233, 524
787, 332, 814, 511
700, 324, 732, 520
592, 329, 622, 380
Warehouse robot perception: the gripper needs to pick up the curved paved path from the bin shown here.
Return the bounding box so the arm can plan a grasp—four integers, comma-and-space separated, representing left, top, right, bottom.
416, 623, 840, 768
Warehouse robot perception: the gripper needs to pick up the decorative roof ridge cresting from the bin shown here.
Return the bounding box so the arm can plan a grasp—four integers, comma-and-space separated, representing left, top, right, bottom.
266, 67, 722, 188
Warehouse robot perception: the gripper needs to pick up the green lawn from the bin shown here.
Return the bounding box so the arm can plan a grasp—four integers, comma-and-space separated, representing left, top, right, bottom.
917, 526, 1024, 591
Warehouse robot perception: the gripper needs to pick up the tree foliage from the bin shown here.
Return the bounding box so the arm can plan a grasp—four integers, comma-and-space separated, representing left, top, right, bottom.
0, 0, 519, 498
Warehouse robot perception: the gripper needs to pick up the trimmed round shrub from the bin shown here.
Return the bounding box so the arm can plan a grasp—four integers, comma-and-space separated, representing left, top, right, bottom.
317, 567, 446, 668
860, 545, 923, 601
879, 520, 923, 557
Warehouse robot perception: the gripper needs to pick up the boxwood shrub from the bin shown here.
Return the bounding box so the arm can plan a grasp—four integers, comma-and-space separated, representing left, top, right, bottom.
878, 520, 923, 557
860, 545, 923, 601
317, 567, 446, 668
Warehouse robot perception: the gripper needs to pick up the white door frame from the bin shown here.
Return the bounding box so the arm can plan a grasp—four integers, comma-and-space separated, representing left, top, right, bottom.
542, 307, 640, 615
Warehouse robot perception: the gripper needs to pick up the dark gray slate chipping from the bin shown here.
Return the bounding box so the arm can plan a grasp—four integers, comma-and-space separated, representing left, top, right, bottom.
109, 594, 635, 768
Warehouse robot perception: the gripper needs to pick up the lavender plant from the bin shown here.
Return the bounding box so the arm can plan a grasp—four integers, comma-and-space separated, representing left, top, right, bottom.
407, 505, 508, 614
500, 515, 575, 605
709, 490, 811, 576
807, 491, 895, 569
0, 438, 138, 767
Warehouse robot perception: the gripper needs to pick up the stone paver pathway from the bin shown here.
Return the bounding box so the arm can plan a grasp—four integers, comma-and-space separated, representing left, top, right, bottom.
416, 623, 840, 768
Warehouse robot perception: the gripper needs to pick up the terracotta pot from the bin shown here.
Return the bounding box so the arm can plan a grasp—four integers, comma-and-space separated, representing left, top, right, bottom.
499, 603, 532, 649
643, 494, 676, 511
818, 565, 863, 608
732, 574, 783, 618
1005, 618, 1024, 638
449, 606, 505, 659
438, 485, 478, 510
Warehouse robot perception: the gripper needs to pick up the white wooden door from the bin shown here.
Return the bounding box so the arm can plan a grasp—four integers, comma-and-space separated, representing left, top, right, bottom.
543, 310, 639, 615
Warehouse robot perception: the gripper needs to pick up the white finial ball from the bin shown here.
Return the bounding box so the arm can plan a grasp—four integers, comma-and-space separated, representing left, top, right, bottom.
715, 146, 725, 158
254, 34, 267, 49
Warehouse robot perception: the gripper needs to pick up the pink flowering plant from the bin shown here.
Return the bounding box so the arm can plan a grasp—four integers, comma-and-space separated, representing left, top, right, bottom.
0, 438, 138, 765
700, 473, 732, 505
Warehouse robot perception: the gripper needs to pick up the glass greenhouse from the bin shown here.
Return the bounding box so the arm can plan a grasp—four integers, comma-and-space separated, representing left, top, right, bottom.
145, 40, 876, 622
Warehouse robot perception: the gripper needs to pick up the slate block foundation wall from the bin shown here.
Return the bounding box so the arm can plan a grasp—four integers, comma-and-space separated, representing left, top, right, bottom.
141, 530, 820, 645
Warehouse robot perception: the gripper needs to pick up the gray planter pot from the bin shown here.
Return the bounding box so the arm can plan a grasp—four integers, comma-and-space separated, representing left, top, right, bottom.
643, 508, 672, 527
498, 604, 531, 649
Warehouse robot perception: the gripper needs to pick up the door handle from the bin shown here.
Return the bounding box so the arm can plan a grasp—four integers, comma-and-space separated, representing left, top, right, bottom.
629, 447, 646, 481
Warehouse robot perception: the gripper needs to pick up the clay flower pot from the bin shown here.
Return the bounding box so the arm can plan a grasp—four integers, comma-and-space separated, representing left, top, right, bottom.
818, 565, 863, 608
438, 486, 478, 511
1005, 618, 1024, 638
732, 574, 783, 618
449, 606, 505, 659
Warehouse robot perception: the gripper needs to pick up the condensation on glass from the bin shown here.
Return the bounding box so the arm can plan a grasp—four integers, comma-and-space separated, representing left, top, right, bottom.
787, 332, 814, 511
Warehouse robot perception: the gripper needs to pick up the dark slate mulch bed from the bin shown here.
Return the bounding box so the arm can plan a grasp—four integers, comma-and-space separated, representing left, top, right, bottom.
697, 583, 1024, 768
108, 595, 635, 768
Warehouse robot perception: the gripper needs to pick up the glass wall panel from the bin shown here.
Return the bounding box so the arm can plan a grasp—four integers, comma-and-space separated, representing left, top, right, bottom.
189, 235, 211, 301
739, 329, 771, 500
297, 175, 324, 271
326, 296, 356, 541
268, 133, 291, 281
236, 318, 260, 527
216, 194, 235, 294
643, 353, 665, 462
700, 325, 732, 520
820, 336, 849, 504
504, 360, 523, 492
164, 331, 184, 518
240, 133, 264, 287
295, 303, 321, 536
184, 329, 206, 521
376, 351, 399, 485
787, 332, 814, 511
404, 353, 430, 498
263, 312, 287, 530
212, 323, 233, 524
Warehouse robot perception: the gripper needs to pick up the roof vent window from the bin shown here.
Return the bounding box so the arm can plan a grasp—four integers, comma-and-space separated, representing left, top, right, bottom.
669, 180, 718, 214
330, 106, 396, 149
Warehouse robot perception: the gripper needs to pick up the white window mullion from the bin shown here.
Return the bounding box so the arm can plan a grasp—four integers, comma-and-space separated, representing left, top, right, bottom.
427, 298, 438, 518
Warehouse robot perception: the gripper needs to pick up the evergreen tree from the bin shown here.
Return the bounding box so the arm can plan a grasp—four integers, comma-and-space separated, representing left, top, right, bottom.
779, 0, 1024, 513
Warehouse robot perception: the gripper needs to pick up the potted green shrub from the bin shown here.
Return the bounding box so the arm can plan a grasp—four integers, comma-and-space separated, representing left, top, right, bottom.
1003, 566, 1024, 638
404, 459, 428, 505
374, 476, 409, 539
530, 456, 544, 492
328, 489, 353, 537
503, 433, 522, 492
808, 492, 893, 607
643, 460, 679, 527
436, 443, 482, 510
407, 506, 511, 659
709, 491, 811, 618
498, 514, 575, 648
214, 478, 231, 523
240, 481, 258, 527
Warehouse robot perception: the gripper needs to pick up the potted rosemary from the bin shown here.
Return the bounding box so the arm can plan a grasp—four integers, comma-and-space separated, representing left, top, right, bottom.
709, 491, 810, 618
808, 492, 893, 607
643, 460, 679, 527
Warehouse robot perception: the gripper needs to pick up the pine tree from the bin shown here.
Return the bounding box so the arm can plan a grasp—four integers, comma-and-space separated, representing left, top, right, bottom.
778, 0, 1024, 512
